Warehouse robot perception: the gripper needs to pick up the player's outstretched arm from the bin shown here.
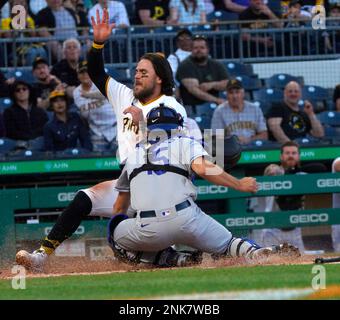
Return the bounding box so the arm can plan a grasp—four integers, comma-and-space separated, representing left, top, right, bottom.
87, 9, 115, 98
191, 157, 258, 193
113, 192, 131, 215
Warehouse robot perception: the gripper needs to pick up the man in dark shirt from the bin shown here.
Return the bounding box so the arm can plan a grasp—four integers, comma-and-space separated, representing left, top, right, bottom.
334, 83, 340, 111
3, 80, 48, 141
239, 0, 283, 56
134, 0, 174, 25
51, 38, 82, 101
43, 90, 92, 151
32, 57, 62, 110
266, 81, 324, 143
176, 35, 229, 106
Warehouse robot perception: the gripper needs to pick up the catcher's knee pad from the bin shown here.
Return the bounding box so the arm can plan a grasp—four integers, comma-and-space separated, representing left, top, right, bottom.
107, 214, 128, 247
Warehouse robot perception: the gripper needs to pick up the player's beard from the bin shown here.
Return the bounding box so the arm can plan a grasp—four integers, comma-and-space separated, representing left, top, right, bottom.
133, 83, 156, 101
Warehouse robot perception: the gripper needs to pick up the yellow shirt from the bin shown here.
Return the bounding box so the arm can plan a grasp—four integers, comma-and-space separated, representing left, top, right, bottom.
1, 15, 35, 30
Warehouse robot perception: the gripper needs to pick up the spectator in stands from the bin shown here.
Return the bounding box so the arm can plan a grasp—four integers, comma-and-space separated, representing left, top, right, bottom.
167, 28, 193, 83
169, 0, 207, 25
176, 35, 228, 107
334, 84, 340, 111
239, 0, 283, 56
51, 38, 82, 100
283, 0, 311, 26
28, 0, 48, 19
213, 0, 250, 14
211, 79, 267, 144
250, 141, 327, 251
331, 157, 340, 252
4, 80, 48, 141
203, 0, 214, 15
0, 70, 15, 97
32, 57, 63, 110
1, 0, 47, 66
44, 90, 92, 151
266, 81, 324, 143
0, 113, 5, 137
35, 0, 89, 61
134, 0, 176, 25
88, 0, 130, 28
323, 3, 340, 53
73, 61, 117, 152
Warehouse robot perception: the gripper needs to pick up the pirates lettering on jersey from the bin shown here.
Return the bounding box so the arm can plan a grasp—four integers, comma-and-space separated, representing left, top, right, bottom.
123, 116, 139, 134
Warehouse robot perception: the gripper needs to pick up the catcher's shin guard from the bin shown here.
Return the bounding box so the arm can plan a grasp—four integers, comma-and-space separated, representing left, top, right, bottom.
225, 237, 262, 259
107, 214, 140, 264
154, 247, 203, 267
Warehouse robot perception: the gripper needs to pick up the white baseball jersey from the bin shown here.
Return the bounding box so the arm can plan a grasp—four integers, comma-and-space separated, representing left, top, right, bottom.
73, 83, 117, 142
115, 135, 208, 211
105, 78, 187, 162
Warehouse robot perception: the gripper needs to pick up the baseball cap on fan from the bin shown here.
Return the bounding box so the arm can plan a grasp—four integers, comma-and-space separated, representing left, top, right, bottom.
77, 60, 88, 73
226, 79, 243, 91
32, 56, 49, 69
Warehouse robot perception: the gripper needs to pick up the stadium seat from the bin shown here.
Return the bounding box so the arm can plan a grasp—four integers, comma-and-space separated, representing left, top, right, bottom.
0, 98, 12, 113
302, 85, 329, 101
184, 105, 196, 118
234, 75, 262, 91
195, 102, 218, 117
195, 115, 212, 131
6, 148, 46, 160
104, 65, 130, 83
324, 126, 340, 138
253, 101, 272, 116
55, 147, 93, 158
242, 139, 280, 150
264, 74, 304, 89
294, 136, 328, 147
252, 88, 283, 104
317, 111, 340, 126
6, 69, 35, 84
223, 62, 255, 77
207, 10, 239, 22
0, 138, 16, 154
28, 137, 44, 152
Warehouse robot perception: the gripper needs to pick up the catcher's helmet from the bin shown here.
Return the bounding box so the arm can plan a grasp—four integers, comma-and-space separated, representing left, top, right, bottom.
146, 103, 184, 131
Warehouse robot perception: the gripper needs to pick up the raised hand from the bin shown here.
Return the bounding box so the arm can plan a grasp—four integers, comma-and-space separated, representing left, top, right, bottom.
91, 8, 115, 44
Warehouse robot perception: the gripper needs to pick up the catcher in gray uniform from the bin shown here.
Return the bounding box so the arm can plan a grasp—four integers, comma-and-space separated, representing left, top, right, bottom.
107, 104, 300, 267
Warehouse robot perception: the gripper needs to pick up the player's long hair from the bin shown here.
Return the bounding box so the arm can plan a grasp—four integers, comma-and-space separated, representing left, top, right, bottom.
140, 53, 175, 96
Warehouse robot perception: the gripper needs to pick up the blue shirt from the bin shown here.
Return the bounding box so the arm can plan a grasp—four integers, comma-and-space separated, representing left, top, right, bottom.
43, 112, 92, 151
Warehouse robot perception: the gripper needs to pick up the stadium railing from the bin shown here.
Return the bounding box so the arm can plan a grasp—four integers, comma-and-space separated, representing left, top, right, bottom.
0, 18, 339, 70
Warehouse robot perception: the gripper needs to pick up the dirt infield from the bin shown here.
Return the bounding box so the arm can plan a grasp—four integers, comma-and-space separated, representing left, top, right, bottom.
0, 253, 316, 280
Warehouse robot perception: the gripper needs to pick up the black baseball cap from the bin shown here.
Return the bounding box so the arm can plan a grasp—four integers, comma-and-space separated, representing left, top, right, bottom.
32, 56, 49, 69
175, 28, 193, 41
289, 0, 302, 8
226, 79, 243, 91
77, 60, 88, 73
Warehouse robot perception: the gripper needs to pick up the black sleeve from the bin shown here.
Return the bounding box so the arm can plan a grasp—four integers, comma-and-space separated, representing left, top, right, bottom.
87, 45, 110, 98
334, 84, 340, 103
265, 103, 284, 119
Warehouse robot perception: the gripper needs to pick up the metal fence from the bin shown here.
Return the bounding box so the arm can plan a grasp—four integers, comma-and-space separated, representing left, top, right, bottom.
0, 18, 339, 71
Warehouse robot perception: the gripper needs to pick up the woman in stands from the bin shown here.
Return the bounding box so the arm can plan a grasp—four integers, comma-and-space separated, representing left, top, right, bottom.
169, 0, 207, 25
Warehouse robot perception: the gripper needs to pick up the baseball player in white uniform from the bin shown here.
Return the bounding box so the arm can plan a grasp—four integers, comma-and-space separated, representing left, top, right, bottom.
106, 104, 300, 267
15, 9, 200, 271
332, 157, 340, 252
